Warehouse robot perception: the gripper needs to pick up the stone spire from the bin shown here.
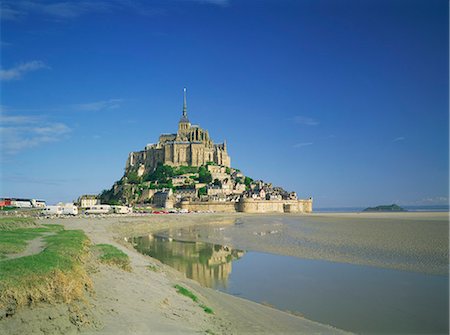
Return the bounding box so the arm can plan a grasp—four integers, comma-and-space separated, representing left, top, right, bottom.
182, 87, 187, 117
180, 87, 189, 123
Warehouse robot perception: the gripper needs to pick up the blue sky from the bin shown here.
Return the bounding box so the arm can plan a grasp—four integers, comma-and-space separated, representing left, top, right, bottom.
1, 0, 448, 207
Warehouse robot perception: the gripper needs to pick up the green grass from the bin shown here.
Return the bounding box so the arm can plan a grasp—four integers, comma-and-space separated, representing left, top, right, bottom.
200, 304, 214, 314
93, 244, 131, 271
0, 222, 63, 258
0, 217, 37, 230
146, 264, 160, 272
0, 223, 91, 311
174, 284, 198, 302
174, 284, 214, 314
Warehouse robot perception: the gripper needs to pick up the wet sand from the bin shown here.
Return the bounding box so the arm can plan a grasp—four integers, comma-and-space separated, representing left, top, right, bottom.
1, 212, 447, 334
1, 213, 350, 335
158, 212, 449, 275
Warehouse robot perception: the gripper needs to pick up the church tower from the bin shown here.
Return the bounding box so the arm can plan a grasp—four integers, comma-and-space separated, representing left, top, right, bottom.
178, 87, 191, 134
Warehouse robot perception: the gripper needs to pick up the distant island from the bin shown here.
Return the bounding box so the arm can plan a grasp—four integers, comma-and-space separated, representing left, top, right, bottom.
363, 204, 406, 212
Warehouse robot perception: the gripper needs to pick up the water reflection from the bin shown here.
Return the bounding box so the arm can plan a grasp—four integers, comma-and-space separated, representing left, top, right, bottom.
132, 234, 244, 288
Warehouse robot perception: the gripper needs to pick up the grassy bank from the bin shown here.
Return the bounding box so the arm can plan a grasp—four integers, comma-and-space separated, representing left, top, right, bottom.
0, 218, 92, 316
93, 244, 131, 271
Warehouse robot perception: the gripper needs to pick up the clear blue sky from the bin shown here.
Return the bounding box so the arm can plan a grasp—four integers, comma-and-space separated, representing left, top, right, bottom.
1, 0, 448, 207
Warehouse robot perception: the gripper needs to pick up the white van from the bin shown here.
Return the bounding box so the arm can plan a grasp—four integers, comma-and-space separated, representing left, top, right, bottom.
60, 203, 78, 215
111, 205, 133, 214
85, 205, 111, 214
42, 205, 63, 215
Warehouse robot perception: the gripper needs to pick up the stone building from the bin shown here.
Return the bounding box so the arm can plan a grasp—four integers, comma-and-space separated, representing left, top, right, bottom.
78, 195, 100, 208
125, 88, 230, 176
153, 189, 174, 209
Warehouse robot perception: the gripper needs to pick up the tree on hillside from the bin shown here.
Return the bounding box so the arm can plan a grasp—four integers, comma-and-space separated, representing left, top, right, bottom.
198, 166, 212, 184
127, 172, 141, 184
144, 164, 174, 183
244, 176, 253, 187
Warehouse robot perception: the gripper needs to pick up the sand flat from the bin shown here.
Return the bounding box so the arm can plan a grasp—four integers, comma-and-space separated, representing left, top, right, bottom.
2, 212, 446, 334
45, 214, 352, 334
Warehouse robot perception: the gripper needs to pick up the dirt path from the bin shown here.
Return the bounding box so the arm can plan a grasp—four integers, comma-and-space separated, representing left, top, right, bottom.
3, 232, 54, 261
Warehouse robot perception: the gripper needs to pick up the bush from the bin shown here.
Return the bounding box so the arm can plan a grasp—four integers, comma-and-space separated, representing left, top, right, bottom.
198, 186, 207, 196
144, 164, 174, 183
244, 176, 253, 187
174, 166, 199, 175
198, 166, 212, 184
127, 172, 141, 184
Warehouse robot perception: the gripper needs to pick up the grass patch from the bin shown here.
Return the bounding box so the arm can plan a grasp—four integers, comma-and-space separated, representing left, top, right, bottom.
0, 225, 92, 314
0, 223, 63, 258
174, 284, 198, 302
200, 303, 214, 314
93, 244, 131, 271
174, 284, 214, 314
146, 264, 160, 272
0, 217, 38, 230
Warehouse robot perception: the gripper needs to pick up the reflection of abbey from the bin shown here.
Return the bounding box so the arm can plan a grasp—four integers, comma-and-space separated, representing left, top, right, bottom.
126, 88, 230, 177
136, 234, 244, 289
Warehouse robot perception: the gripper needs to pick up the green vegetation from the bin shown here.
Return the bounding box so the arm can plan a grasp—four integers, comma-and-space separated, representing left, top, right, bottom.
225, 167, 231, 174
126, 171, 141, 184
94, 244, 131, 271
173, 165, 199, 175
0, 206, 18, 211
0, 222, 91, 312
363, 204, 406, 212
244, 176, 253, 187
198, 186, 207, 196
144, 163, 174, 183
0, 216, 37, 230
0, 225, 59, 258
174, 284, 214, 314
200, 304, 214, 314
174, 284, 198, 302
146, 264, 160, 272
198, 166, 212, 184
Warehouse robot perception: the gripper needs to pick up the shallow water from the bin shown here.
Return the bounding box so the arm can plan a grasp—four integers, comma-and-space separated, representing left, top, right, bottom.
132, 234, 449, 334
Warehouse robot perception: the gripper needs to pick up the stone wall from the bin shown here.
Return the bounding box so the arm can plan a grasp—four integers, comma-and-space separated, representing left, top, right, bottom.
178, 198, 313, 213
179, 201, 238, 213
238, 198, 313, 213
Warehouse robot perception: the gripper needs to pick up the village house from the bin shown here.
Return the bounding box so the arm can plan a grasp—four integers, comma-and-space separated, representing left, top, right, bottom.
78, 195, 100, 208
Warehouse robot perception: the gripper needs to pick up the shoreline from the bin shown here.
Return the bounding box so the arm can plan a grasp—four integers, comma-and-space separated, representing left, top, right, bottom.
1, 213, 352, 334
1, 211, 447, 334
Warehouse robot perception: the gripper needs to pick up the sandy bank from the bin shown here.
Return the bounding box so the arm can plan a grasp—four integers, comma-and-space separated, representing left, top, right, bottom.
1, 214, 350, 334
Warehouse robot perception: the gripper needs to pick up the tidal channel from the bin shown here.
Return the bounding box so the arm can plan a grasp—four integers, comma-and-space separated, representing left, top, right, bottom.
131, 233, 448, 334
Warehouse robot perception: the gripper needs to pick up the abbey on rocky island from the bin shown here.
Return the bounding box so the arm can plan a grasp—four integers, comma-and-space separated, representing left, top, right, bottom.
126, 88, 230, 177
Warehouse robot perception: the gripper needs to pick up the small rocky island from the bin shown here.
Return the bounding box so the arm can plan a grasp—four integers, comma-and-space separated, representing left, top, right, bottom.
363, 204, 406, 212
99, 89, 312, 213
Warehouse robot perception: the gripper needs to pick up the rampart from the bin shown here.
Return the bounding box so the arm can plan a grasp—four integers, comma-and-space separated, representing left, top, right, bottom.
179, 201, 238, 213
179, 198, 313, 213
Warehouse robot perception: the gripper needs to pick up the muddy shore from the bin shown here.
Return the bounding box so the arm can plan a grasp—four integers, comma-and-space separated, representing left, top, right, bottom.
1, 212, 447, 334
1, 213, 352, 334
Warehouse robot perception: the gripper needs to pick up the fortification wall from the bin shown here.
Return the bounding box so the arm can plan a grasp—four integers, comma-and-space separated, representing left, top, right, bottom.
179, 201, 238, 213
179, 198, 313, 213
